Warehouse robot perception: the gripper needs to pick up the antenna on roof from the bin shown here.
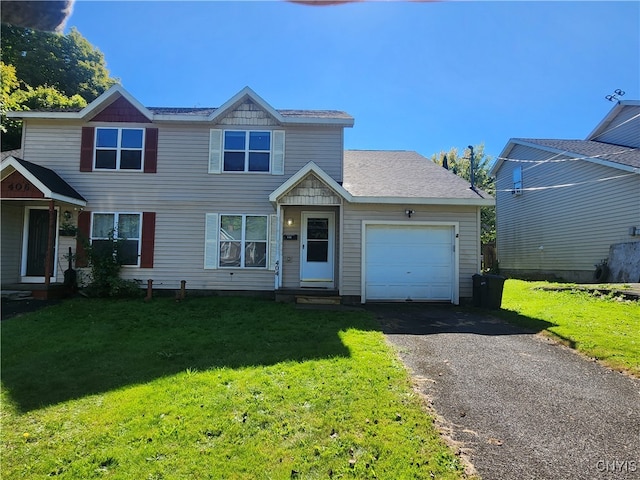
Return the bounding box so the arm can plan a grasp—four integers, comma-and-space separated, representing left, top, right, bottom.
468, 145, 475, 191
605, 89, 625, 103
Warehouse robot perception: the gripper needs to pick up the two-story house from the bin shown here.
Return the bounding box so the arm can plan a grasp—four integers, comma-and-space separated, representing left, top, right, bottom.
2, 85, 493, 303
490, 100, 640, 283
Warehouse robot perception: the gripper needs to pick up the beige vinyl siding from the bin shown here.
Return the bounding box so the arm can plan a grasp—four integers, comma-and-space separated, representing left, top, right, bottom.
1, 203, 24, 283
341, 204, 480, 300
495, 144, 640, 278
55, 235, 76, 283
20, 120, 345, 291
278, 205, 341, 289
591, 105, 640, 147
284, 126, 344, 181
281, 207, 302, 289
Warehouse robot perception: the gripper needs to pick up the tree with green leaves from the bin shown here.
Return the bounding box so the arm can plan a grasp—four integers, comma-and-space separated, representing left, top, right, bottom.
1, 25, 118, 151
431, 144, 496, 245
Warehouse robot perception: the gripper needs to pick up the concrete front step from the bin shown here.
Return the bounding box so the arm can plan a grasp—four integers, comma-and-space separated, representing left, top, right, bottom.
1, 290, 34, 301
295, 295, 342, 305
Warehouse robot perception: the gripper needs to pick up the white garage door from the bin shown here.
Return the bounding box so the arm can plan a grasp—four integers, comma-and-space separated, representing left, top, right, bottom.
364, 224, 455, 302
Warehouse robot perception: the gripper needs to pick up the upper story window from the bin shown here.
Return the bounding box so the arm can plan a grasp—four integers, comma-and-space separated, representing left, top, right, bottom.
95, 128, 144, 170
512, 166, 523, 196
223, 130, 271, 172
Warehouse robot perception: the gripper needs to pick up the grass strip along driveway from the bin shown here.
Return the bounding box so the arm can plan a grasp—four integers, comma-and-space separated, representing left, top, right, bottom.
1, 296, 465, 479
497, 280, 640, 377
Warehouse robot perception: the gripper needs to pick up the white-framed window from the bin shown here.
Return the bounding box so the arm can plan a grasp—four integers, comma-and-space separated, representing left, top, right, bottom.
91, 212, 142, 266
223, 130, 271, 172
512, 166, 523, 196
95, 127, 145, 170
218, 214, 268, 268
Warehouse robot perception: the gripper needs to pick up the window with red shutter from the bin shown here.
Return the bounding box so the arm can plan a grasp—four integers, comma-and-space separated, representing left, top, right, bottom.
141, 212, 156, 268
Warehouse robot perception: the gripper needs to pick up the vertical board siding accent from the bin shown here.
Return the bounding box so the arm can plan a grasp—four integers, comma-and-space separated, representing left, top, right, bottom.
204, 213, 219, 269
271, 130, 285, 175
1, 171, 45, 198
80, 127, 94, 171
209, 129, 222, 174
140, 212, 156, 268
89, 96, 151, 123
144, 128, 159, 173
76, 211, 91, 267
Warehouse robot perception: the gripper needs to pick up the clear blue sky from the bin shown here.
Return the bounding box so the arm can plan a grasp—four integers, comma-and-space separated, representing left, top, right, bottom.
66, 1, 639, 163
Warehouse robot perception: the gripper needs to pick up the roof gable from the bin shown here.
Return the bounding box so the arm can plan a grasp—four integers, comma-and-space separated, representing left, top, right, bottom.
1, 157, 86, 205
7, 85, 354, 126
208, 87, 284, 125
88, 95, 153, 123
587, 100, 640, 146
492, 138, 640, 176
216, 98, 279, 127
80, 85, 153, 122
269, 162, 352, 204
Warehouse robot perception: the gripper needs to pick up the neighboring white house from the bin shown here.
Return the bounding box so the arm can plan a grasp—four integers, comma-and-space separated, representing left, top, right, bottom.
2, 85, 493, 302
491, 100, 640, 283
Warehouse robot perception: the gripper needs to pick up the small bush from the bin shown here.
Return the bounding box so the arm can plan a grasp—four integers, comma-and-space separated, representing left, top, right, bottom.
82, 233, 142, 298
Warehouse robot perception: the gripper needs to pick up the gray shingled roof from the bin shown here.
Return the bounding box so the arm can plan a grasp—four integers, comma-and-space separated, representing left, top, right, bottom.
147, 107, 352, 120
343, 150, 492, 200
17, 106, 352, 121
514, 139, 640, 169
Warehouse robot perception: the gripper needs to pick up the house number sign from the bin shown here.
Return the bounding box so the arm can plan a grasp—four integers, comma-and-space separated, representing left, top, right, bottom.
6, 182, 31, 192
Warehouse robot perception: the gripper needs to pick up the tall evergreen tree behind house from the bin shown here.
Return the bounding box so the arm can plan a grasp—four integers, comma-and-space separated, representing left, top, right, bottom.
1, 24, 118, 151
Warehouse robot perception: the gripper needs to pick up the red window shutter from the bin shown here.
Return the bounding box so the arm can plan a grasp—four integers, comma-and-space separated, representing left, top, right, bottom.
140, 212, 156, 268
76, 211, 91, 267
80, 127, 94, 172
144, 128, 158, 173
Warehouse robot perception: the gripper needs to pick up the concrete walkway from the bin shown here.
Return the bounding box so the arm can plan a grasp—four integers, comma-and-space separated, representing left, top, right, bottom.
370, 304, 640, 480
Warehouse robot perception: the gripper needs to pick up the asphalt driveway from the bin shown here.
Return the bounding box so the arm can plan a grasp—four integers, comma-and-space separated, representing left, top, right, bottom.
370, 304, 640, 480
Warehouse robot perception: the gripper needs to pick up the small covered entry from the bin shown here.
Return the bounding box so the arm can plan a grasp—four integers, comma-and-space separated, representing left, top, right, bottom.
269, 162, 351, 296
1, 157, 86, 297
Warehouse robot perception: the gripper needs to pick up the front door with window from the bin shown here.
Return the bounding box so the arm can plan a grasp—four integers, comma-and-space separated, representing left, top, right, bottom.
300, 212, 335, 288
24, 208, 57, 279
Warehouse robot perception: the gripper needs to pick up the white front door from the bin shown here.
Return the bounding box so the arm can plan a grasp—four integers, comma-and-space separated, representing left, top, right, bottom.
300, 212, 335, 288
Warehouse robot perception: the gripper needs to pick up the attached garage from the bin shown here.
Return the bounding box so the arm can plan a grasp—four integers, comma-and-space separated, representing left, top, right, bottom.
362, 222, 458, 303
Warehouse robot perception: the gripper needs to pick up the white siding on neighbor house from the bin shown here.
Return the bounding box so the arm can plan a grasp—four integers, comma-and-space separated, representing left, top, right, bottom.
1, 203, 24, 283
342, 204, 480, 300
590, 105, 640, 148
19, 119, 346, 291
495, 144, 640, 277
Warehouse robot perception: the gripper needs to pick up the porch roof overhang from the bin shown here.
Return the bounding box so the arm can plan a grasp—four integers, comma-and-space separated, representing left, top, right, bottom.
269, 162, 353, 204
1, 157, 87, 206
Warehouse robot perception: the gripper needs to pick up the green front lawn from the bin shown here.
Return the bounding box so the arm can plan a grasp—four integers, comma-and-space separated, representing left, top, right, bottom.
1, 297, 466, 479
497, 280, 640, 376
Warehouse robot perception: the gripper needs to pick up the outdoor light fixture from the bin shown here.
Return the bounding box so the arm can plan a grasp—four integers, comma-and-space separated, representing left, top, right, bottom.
286, 218, 294, 227
405, 209, 415, 218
